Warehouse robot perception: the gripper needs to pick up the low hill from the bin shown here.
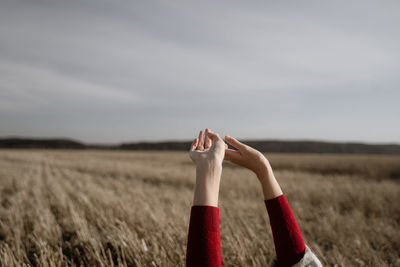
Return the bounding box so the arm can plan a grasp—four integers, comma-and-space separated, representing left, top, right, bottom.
0, 138, 85, 149
120, 141, 190, 151
1, 138, 399, 154
120, 140, 400, 154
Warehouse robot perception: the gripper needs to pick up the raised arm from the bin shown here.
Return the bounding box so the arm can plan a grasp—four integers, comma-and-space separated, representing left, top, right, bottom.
186, 129, 225, 267
224, 136, 306, 266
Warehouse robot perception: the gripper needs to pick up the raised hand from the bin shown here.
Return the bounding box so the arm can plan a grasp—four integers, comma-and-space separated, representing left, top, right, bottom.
224, 136, 270, 178
189, 128, 226, 207
224, 135, 282, 200
189, 128, 226, 169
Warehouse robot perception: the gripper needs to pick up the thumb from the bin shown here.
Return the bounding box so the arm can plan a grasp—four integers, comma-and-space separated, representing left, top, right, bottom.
225, 135, 247, 150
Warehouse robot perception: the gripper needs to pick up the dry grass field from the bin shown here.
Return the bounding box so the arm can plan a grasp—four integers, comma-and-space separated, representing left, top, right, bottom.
0, 150, 399, 266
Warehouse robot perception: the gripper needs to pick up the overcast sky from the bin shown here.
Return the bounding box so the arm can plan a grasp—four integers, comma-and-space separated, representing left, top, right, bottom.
0, 0, 399, 143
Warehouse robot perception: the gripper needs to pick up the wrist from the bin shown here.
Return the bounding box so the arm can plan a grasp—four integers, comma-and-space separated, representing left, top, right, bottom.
195, 165, 222, 192
255, 158, 273, 181
256, 160, 283, 200
196, 162, 222, 181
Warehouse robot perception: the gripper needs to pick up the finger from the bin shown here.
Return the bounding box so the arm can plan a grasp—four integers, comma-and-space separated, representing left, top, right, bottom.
207, 129, 222, 142
190, 138, 199, 151
208, 130, 226, 153
204, 128, 212, 149
224, 149, 241, 162
197, 130, 205, 150
225, 135, 247, 150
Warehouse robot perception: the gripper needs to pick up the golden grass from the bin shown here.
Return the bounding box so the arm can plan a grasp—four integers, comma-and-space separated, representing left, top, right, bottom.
0, 150, 399, 266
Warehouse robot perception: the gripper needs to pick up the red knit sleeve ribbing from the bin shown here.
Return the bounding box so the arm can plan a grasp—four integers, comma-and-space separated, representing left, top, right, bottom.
186, 205, 221, 267
265, 195, 306, 267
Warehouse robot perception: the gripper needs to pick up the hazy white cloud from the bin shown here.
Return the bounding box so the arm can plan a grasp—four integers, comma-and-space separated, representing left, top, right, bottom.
0, 61, 142, 112
0, 0, 399, 143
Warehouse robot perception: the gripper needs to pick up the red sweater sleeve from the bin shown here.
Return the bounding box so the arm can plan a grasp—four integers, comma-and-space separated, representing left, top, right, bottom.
186, 206, 221, 267
265, 195, 305, 267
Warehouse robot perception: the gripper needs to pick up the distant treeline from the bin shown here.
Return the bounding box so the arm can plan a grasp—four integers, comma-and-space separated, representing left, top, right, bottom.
1, 137, 400, 154
120, 140, 400, 154
0, 138, 85, 149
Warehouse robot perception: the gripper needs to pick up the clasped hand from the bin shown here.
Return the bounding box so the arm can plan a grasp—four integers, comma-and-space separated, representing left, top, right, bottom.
190, 128, 282, 207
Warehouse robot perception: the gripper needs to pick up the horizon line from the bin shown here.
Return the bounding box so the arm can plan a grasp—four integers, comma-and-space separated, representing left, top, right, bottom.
1, 136, 400, 146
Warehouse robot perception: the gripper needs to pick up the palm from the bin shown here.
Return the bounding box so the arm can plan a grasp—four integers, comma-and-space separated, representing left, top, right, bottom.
189, 129, 226, 165
224, 135, 268, 177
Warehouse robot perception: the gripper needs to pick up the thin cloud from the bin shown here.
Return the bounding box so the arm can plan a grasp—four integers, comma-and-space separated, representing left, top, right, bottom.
0, 0, 399, 142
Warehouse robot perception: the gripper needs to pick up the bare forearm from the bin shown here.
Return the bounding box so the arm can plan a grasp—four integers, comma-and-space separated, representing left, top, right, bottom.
193, 165, 222, 207
256, 160, 283, 200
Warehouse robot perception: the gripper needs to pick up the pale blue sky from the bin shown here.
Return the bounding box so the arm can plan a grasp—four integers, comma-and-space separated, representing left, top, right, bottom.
0, 0, 399, 143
